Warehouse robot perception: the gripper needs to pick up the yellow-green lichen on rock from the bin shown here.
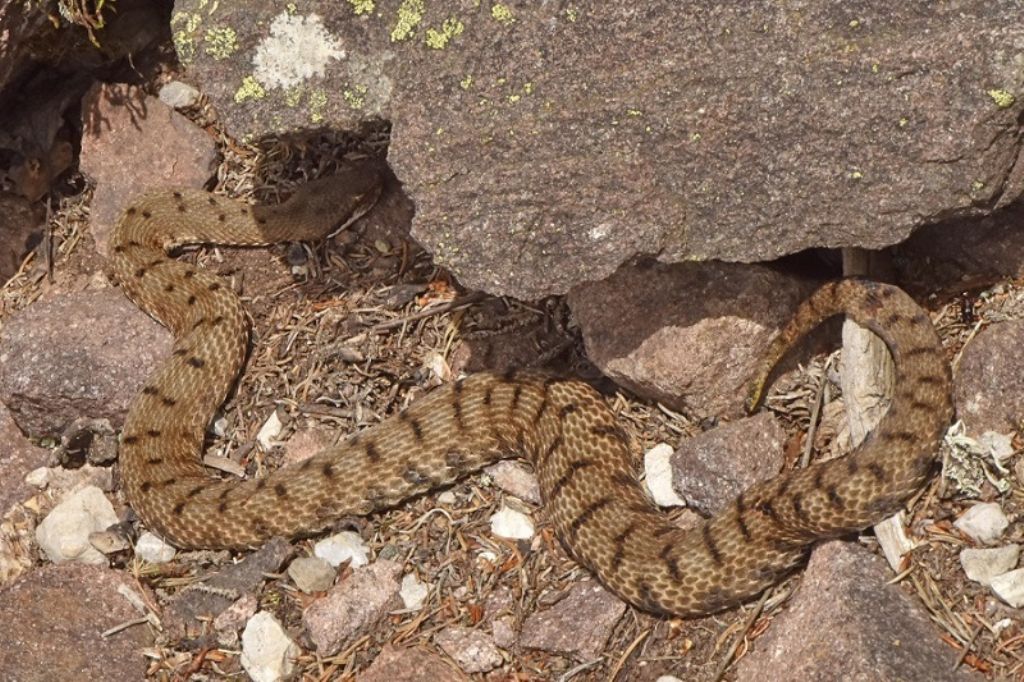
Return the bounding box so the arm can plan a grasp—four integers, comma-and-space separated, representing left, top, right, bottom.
204, 26, 239, 60
348, 0, 375, 15
491, 4, 514, 23
234, 75, 266, 103
425, 17, 464, 49
171, 11, 203, 63
343, 84, 368, 109
284, 85, 304, 107
391, 0, 424, 42
308, 89, 328, 122
987, 89, 1016, 109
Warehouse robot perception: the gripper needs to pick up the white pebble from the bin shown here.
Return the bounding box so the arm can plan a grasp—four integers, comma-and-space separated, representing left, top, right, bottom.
874, 512, 918, 571
994, 618, 1014, 636
400, 572, 430, 610
960, 545, 1020, 586
437, 491, 457, 505
990, 568, 1024, 608
954, 502, 1009, 544
214, 594, 259, 647
24, 467, 50, 488
212, 416, 229, 437
643, 443, 685, 507
35, 486, 118, 564
135, 532, 177, 563
656, 677, 685, 682
288, 556, 335, 593
426, 352, 451, 381
240, 611, 299, 682
157, 81, 200, 109
314, 531, 369, 568
256, 411, 283, 450
490, 505, 535, 540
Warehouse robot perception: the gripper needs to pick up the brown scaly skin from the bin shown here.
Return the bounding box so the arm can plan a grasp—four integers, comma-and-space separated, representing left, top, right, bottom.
110, 159, 952, 617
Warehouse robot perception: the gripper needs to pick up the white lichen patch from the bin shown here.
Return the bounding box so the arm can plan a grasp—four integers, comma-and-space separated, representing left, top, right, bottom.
253, 12, 345, 90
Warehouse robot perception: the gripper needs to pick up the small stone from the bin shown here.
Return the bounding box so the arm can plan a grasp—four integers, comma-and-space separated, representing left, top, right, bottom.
302, 560, 403, 655
134, 532, 176, 564
35, 486, 119, 564
212, 416, 228, 437
990, 568, 1024, 608
672, 412, 786, 515
874, 512, 918, 571
484, 461, 542, 505
426, 351, 451, 382
314, 531, 369, 568
656, 677, 685, 682
520, 581, 626, 660
240, 611, 299, 682
643, 443, 685, 507
960, 545, 1020, 586
256, 410, 283, 450
157, 81, 201, 109
287, 556, 335, 593
491, 616, 515, 649
399, 572, 429, 610
213, 594, 259, 647
954, 502, 1009, 544
360, 645, 468, 682
24, 467, 50, 488
489, 505, 535, 540
434, 626, 503, 674
437, 490, 457, 505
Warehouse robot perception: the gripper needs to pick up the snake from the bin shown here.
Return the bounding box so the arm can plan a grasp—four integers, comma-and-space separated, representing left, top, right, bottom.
109, 158, 953, 617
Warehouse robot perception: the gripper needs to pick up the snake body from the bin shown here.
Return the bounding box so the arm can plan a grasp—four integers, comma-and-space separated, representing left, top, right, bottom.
110, 159, 952, 617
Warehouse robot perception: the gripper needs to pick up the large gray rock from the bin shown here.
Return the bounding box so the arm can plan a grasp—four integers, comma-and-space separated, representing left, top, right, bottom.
79, 82, 218, 256
175, 0, 1023, 299
0, 288, 171, 438
954, 320, 1024, 435
0, 564, 152, 681
735, 541, 977, 681
568, 260, 823, 418
672, 412, 787, 516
